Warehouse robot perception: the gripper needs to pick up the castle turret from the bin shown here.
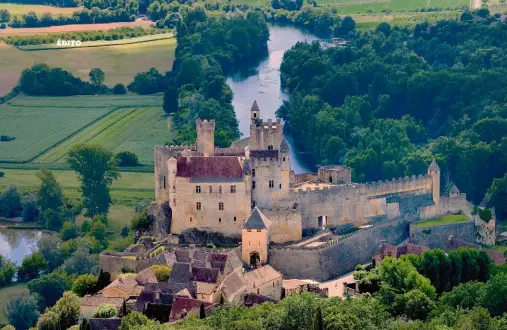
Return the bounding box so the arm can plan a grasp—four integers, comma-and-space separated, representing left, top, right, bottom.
241, 208, 271, 268
251, 100, 260, 120
428, 159, 440, 205
196, 119, 215, 157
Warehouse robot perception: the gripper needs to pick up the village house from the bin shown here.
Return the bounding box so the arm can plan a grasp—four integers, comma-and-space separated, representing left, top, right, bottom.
80, 296, 124, 319
244, 265, 283, 301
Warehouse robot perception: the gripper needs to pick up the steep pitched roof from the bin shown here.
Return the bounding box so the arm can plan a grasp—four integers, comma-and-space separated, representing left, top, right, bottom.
243, 208, 271, 230
81, 296, 123, 309
428, 159, 440, 172
169, 297, 215, 322
103, 275, 138, 294
449, 184, 460, 194
220, 271, 247, 301
250, 100, 260, 112
280, 138, 289, 153
244, 265, 282, 290
89, 318, 121, 330
191, 267, 220, 283
176, 156, 243, 179
170, 262, 191, 283
135, 267, 158, 286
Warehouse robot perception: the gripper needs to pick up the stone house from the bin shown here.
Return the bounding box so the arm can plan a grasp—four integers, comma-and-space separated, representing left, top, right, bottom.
244, 265, 283, 301
169, 297, 215, 322
80, 296, 124, 319
101, 274, 143, 299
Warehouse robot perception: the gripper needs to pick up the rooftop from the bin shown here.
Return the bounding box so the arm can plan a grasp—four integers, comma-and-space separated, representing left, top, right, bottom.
244, 265, 282, 289
176, 156, 243, 179
243, 208, 271, 230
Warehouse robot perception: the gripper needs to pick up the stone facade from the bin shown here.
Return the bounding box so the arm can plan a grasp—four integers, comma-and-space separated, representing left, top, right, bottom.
409, 221, 477, 250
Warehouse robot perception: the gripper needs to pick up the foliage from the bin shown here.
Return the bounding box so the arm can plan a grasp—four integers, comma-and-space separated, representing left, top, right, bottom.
488, 173, 507, 220
4, 293, 40, 330
89, 68, 105, 89
27, 272, 71, 310
152, 265, 172, 282
20, 64, 95, 96
118, 311, 152, 330
0, 255, 16, 288
113, 83, 128, 95
51, 291, 81, 330
128, 68, 169, 95
62, 247, 99, 276
279, 19, 507, 205
0, 185, 22, 218
0, 9, 11, 23
131, 209, 153, 232
22, 194, 39, 222
36, 310, 60, 330
60, 221, 78, 241
18, 252, 49, 282
36, 168, 63, 213
37, 235, 64, 271
115, 151, 140, 167
71, 274, 98, 297
67, 144, 119, 217
92, 304, 117, 318
162, 85, 178, 114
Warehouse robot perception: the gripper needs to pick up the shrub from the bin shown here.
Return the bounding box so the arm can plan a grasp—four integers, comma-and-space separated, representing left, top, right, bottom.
152, 265, 172, 282
92, 304, 117, 318
72, 274, 98, 297
0, 171, 4, 177
115, 151, 140, 167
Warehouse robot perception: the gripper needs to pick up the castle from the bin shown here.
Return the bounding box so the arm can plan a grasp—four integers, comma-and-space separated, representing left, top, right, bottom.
154, 101, 492, 272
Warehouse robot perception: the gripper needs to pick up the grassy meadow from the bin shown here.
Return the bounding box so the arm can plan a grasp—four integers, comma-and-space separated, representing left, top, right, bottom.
0, 3, 77, 17
0, 38, 176, 96
413, 214, 470, 227
0, 283, 28, 326
0, 95, 172, 165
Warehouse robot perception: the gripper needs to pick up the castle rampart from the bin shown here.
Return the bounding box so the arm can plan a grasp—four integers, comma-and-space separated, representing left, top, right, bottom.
409, 220, 476, 250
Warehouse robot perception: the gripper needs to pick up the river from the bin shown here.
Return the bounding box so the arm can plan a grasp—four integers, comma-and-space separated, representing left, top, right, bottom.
227, 24, 320, 174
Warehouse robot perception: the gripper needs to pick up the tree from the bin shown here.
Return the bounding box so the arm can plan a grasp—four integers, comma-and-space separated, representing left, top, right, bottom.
115, 151, 140, 167
22, 194, 38, 222
18, 252, 49, 281
0, 255, 16, 288
480, 274, 507, 316
0, 185, 22, 218
96, 270, 111, 291
118, 311, 151, 330
152, 265, 172, 282
43, 208, 64, 231
67, 144, 119, 217
112, 83, 127, 94
81, 220, 92, 234
60, 221, 78, 241
89, 68, 105, 89
488, 173, 507, 220
5, 293, 39, 330
399, 289, 435, 320
52, 291, 81, 330
36, 310, 60, 330
36, 169, 64, 212
0, 9, 11, 23
62, 247, 99, 276
71, 274, 98, 297
163, 85, 179, 114
89, 221, 107, 247
199, 303, 206, 319
312, 306, 323, 330
37, 235, 64, 271
27, 272, 71, 310
92, 304, 117, 318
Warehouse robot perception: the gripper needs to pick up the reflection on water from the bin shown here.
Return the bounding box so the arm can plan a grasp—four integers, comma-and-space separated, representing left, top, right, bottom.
227, 24, 320, 174
0, 227, 45, 264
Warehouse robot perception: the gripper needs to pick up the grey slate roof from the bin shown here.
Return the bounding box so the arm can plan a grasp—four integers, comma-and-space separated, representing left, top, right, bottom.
280, 138, 289, 153
89, 318, 121, 330
428, 159, 440, 172
243, 208, 271, 230
251, 100, 260, 112
170, 262, 191, 282
449, 184, 460, 194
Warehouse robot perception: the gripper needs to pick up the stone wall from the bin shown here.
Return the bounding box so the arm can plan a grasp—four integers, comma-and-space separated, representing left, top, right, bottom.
99, 253, 161, 279
269, 216, 411, 281
262, 207, 302, 243
409, 221, 476, 250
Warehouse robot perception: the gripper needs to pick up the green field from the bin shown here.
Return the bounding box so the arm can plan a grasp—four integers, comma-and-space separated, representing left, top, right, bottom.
0, 38, 176, 96
0, 283, 28, 326
0, 3, 77, 16
0, 95, 172, 165
413, 214, 470, 227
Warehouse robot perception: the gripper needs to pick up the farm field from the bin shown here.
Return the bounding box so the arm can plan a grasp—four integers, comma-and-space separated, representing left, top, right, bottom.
0, 94, 171, 165
332, 0, 468, 15
0, 38, 176, 96
0, 3, 77, 17
0, 20, 154, 36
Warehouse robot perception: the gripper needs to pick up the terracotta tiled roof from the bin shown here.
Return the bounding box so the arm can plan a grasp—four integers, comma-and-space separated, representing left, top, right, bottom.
196, 282, 218, 295
176, 156, 243, 179
244, 265, 282, 290
244, 294, 277, 307
136, 267, 158, 286
89, 318, 121, 330
81, 296, 123, 309
169, 297, 215, 321
103, 275, 138, 294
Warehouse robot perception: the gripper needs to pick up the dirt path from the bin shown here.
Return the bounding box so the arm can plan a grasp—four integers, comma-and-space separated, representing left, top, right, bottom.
0, 20, 154, 36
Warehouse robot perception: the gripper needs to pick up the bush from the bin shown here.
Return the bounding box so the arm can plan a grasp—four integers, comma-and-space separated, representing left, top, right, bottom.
22, 194, 39, 222
0, 171, 4, 177
92, 304, 118, 318
113, 83, 127, 94
0, 24, 6, 29
72, 274, 98, 297
60, 221, 78, 241
152, 265, 172, 282
18, 252, 49, 281
131, 210, 152, 232
0, 185, 22, 218
115, 151, 140, 167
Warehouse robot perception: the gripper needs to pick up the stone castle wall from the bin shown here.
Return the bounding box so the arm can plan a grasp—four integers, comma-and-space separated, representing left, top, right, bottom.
269, 216, 412, 281
262, 208, 302, 243
409, 221, 476, 250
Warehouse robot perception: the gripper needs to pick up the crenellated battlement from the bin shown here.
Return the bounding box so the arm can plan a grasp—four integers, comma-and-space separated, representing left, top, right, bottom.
252, 118, 283, 130
251, 157, 281, 167
196, 119, 216, 131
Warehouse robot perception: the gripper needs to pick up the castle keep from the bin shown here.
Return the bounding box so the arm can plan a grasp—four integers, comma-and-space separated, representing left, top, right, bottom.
154, 101, 488, 273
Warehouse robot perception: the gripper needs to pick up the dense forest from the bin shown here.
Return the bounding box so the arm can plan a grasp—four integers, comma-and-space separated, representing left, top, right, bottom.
166, 7, 269, 147
279, 16, 507, 217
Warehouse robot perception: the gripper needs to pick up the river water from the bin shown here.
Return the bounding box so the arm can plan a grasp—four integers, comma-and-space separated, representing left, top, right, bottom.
227, 24, 319, 174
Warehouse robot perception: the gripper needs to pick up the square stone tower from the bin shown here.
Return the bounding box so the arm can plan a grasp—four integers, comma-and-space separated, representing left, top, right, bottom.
242, 208, 271, 268
196, 119, 215, 156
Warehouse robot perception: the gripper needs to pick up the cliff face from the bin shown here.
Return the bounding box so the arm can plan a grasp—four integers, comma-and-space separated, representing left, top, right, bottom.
147, 201, 172, 238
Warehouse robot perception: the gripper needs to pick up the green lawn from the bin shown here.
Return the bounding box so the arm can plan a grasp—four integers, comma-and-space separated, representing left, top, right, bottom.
0, 283, 28, 327
0, 3, 76, 17
0, 95, 172, 165
413, 214, 470, 227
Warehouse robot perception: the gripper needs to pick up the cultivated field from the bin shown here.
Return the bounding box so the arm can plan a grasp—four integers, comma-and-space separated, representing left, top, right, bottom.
331, 0, 468, 15
0, 20, 154, 36
0, 38, 176, 96
0, 94, 173, 165
0, 3, 77, 17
